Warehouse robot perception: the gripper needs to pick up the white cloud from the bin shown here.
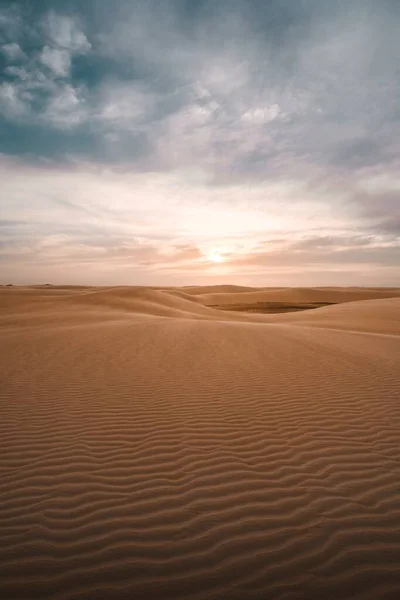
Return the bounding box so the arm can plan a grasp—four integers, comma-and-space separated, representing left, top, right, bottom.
1, 42, 25, 61
0, 69, 86, 129
5, 66, 29, 81
0, 9, 93, 129
40, 46, 71, 77
43, 11, 91, 54
42, 84, 87, 128
241, 105, 282, 124
0, 82, 29, 118
1, 155, 398, 285
200, 59, 250, 97
358, 173, 400, 194
97, 82, 154, 129
0, 155, 351, 245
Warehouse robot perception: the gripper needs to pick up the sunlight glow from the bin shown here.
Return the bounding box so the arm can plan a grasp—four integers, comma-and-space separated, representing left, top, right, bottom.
207, 250, 225, 263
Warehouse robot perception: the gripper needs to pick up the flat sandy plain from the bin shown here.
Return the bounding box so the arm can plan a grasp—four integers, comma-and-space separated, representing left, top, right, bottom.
1, 285, 400, 600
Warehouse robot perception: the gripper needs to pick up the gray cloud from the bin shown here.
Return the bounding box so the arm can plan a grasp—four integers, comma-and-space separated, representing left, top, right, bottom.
42, 10, 91, 54
0, 7, 91, 128
1, 41, 25, 61
2, 1, 400, 172
0, 1, 399, 284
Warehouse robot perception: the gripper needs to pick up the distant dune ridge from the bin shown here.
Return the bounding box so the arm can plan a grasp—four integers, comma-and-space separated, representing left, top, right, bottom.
1, 286, 400, 599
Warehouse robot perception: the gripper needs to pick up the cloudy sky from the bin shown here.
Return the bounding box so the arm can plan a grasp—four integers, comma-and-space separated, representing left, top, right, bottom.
1, 0, 399, 286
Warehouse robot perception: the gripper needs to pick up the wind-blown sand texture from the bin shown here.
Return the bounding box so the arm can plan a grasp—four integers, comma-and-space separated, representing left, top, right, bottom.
1, 285, 400, 600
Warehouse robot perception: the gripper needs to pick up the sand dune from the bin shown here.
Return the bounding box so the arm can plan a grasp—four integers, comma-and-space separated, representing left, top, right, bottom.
1, 286, 400, 599
182, 284, 261, 295
268, 297, 400, 335
195, 286, 400, 306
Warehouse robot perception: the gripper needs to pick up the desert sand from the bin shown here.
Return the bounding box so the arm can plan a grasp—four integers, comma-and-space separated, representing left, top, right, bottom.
1, 285, 400, 600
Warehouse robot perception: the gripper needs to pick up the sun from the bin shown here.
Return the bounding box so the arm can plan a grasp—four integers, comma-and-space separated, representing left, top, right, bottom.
207, 250, 225, 263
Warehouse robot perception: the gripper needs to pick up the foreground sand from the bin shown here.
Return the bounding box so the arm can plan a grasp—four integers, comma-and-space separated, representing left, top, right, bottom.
1, 286, 400, 600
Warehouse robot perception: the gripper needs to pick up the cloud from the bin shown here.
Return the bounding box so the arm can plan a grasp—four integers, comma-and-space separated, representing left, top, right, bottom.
0, 2, 399, 285
0, 7, 91, 128
0, 154, 398, 285
0, 81, 30, 118
1, 1, 399, 170
96, 81, 155, 130
0, 5, 22, 40
40, 46, 71, 77
1, 42, 25, 61
241, 105, 283, 124
42, 11, 91, 54
42, 83, 87, 128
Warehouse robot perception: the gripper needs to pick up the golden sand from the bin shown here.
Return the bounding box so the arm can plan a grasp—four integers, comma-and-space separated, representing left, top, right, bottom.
1, 286, 400, 599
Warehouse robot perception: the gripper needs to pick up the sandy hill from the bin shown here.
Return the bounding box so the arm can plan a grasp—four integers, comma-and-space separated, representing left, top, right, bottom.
182, 284, 260, 295
193, 286, 400, 306
1, 286, 400, 600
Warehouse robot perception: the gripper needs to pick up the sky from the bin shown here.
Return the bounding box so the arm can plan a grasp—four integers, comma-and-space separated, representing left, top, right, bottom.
0, 0, 399, 286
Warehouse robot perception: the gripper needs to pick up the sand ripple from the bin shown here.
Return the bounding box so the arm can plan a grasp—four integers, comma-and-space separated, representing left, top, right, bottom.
1, 287, 400, 599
